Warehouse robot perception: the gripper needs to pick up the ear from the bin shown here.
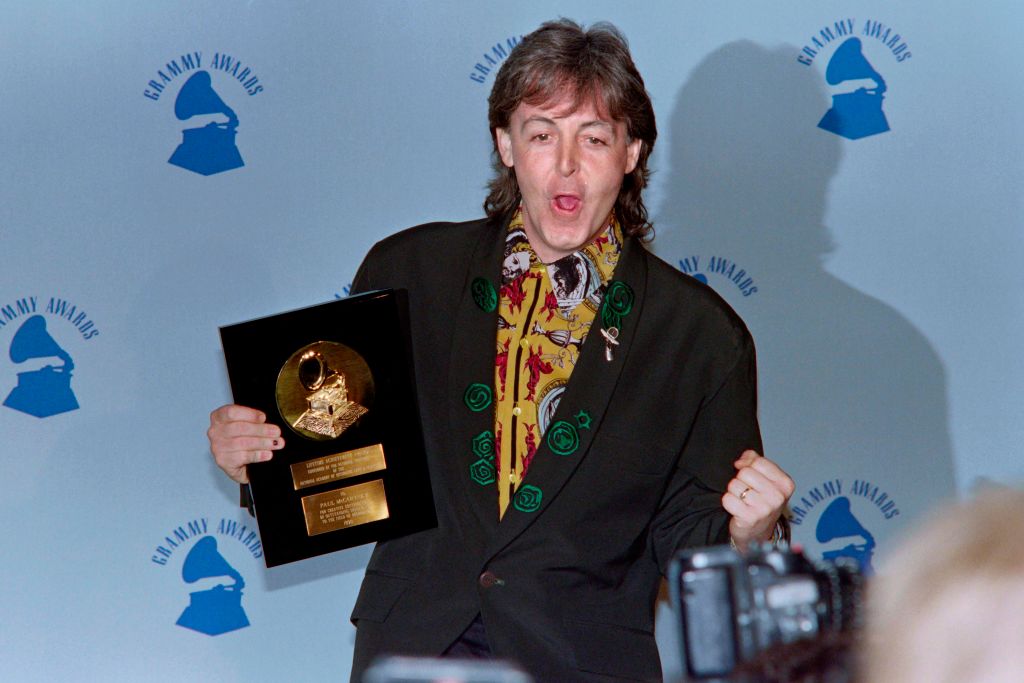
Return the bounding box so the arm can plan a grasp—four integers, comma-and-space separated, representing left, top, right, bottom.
496, 128, 514, 168
623, 137, 642, 175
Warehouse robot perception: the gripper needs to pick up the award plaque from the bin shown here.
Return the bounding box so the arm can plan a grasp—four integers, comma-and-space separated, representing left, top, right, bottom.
219, 290, 436, 567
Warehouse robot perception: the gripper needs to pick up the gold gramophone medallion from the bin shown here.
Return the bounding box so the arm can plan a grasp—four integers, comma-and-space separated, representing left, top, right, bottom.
276, 341, 374, 441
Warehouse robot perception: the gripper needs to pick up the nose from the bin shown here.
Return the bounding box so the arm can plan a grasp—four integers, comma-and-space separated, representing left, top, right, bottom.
556, 137, 578, 177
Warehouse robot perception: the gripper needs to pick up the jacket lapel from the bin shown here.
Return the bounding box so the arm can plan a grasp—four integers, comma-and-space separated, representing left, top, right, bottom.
445, 216, 508, 535
483, 235, 649, 561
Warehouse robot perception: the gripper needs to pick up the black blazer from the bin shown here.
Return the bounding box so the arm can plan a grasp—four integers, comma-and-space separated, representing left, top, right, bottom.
348, 215, 762, 682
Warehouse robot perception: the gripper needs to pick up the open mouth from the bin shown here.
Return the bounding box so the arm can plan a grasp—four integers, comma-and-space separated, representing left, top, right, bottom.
552, 194, 581, 213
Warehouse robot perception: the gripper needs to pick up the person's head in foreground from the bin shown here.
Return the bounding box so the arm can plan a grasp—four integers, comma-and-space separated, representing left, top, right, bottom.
861, 487, 1024, 683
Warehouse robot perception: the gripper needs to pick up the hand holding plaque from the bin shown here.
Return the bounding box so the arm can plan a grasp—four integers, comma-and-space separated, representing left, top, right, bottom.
219, 290, 436, 567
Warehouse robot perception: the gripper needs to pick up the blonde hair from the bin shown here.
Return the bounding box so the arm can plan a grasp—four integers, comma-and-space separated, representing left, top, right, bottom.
861, 488, 1024, 683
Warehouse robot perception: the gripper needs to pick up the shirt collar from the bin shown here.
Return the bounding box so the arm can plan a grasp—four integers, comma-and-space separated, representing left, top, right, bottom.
503, 208, 624, 308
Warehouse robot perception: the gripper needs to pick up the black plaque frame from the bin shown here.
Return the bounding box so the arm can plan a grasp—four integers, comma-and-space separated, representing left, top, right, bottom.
219, 289, 436, 567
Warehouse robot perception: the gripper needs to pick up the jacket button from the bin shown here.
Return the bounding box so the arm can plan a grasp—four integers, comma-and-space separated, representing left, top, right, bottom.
479, 571, 502, 588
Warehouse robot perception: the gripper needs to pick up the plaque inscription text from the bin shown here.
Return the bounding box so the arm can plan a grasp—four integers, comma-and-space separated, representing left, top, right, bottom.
301, 479, 390, 536
290, 444, 387, 491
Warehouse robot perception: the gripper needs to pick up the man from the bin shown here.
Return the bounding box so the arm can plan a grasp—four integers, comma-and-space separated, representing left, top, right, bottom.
209, 20, 794, 682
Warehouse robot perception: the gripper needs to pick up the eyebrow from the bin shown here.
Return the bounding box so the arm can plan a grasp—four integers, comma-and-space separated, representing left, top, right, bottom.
519, 116, 616, 135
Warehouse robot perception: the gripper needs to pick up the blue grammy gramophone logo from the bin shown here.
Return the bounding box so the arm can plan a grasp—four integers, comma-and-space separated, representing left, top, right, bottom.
815, 496, 876, 574
176, 536, 250, 636
144, 51, 264, 174
797, 20, 913, 140
151, 516, 262, 635
790, 477, 900, 575
4, 315, 78, 418
168, 70, 244, 176
817, 37, 889, 140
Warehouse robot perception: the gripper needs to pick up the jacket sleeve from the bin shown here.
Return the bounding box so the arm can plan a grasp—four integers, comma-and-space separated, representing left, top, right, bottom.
648, 331, 763, 575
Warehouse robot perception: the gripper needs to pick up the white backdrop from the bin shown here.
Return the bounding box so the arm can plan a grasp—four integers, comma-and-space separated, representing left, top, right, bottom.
2, 1, 1021, 680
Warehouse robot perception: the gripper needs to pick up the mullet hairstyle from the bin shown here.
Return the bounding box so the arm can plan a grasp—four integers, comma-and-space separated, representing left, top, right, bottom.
485, 19, 658, 240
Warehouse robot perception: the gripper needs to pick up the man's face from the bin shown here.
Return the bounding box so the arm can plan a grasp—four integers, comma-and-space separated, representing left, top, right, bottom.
496, 95, 641, 263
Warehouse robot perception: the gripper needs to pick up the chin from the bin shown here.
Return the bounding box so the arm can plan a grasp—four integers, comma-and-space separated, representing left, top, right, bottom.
552, 223, 600, 247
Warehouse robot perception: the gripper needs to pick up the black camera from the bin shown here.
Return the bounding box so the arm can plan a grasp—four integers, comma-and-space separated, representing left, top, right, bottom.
669, 544, 862, 682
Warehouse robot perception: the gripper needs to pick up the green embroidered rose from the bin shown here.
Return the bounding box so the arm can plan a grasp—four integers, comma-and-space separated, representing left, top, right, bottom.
471, 277, 498, 312
472, 430, 495, 462
469, 459, 496, 486
463, 383, 493, 412
601, 281, 634, 329
513, 484, 543, 513
546, 420, 580, 456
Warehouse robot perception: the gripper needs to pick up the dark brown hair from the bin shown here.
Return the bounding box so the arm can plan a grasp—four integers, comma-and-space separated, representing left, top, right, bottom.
485, 19, 658, 239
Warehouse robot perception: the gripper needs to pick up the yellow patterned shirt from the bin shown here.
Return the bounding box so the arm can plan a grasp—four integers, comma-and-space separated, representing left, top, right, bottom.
493, 209, 623, 517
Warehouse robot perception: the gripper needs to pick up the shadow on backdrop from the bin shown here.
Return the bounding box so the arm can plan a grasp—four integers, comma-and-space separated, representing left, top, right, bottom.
652, 37, 956, 573
651, 39, 956, 681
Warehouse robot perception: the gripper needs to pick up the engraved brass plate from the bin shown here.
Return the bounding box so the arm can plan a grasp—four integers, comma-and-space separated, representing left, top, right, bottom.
290, 444, 387, 491
276, 341, 375, 441
301, 479, 390, 536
